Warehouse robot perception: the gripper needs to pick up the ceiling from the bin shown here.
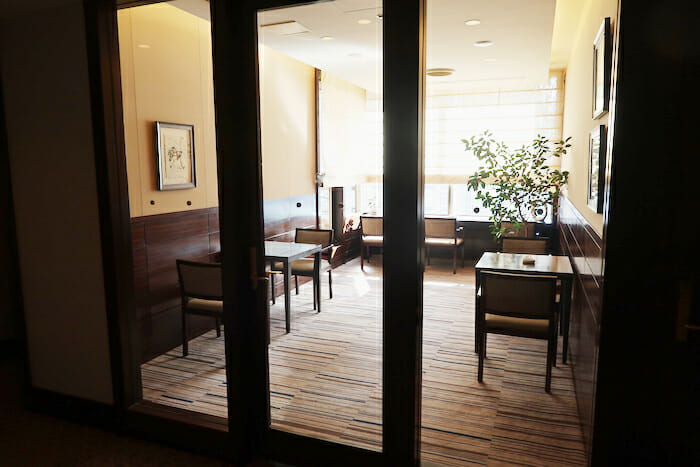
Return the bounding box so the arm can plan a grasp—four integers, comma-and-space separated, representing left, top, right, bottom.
171, 0, 577, 95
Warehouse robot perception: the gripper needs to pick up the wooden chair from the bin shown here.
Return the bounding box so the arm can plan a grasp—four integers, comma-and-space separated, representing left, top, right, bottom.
176, 259, 223, 357
501, 237, 549, 255
271, 229, 334, 309
360, 216, 383, 271
476, 271, 559, 392
425, 217, 464, 274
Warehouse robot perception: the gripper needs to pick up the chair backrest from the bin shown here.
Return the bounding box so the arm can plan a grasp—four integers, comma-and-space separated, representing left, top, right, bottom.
501, 237, 548, 255
480, 272, 557, 320
425, 217, 457, 239
501, 222, 532, 238
176, 260, 223, 300
360, 216, 383, 236
296, 228, 333, 248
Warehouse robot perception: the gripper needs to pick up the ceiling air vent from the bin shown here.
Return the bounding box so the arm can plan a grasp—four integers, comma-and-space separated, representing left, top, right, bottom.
260, 20, 311, 35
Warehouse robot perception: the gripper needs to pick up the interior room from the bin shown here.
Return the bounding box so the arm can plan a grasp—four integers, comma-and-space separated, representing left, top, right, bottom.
3, 0, 698, 464
117, 0, 614, 464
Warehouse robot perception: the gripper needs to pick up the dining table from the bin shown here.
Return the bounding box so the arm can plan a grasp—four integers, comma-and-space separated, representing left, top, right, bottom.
265, 240, 322, 333
474, 252, 574, 363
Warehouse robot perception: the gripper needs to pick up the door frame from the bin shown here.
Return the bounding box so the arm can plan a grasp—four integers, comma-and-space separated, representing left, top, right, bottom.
86, 0, 427, 464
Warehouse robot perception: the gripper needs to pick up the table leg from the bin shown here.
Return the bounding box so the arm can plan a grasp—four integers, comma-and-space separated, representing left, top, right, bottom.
475, 269, 481, 353
314, 252, 321, 313
283, 259, 291, 333
561, 276, 572, 364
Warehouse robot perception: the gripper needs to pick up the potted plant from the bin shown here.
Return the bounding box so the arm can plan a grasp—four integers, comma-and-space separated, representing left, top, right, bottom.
463, 131, 571, 240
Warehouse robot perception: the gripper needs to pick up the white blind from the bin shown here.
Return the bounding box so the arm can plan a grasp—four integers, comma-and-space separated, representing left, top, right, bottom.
365, 71, 564, 184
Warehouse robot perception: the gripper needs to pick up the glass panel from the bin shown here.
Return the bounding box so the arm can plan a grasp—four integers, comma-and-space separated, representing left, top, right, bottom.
421, 1, 583, 464
117, 2, 226, 420
258, 0, 383, 451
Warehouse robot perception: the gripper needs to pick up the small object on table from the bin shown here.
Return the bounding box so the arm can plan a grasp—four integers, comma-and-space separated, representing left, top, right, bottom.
522, 256, 536, 265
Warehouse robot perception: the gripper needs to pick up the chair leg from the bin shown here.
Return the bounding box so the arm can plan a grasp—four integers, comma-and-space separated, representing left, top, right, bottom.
271, 276, 276, 305
461, 244, 465, 267
313, 275, 317, 310
360, 245, 365, 270
545, 335, 555, 392
181, 310, 188, 357
328, 270, 333, 299
295, 275, 299, 295
453, 247, 457, 274
478, 331, 486, 382
215, 317, 221, 337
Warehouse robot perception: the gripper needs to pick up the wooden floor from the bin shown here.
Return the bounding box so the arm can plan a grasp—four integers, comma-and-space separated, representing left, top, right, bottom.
142, 257, 586, 466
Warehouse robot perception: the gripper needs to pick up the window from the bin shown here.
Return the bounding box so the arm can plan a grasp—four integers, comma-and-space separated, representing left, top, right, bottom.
424, 184, 449, 216
359, 183, 383, 215
451, 184, 491, 219
343, 185, 357, 216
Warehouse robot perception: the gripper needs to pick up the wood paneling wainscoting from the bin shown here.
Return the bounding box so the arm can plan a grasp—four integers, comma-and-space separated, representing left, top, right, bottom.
131, 207, 220, 363
131, 194, 316, 362
557, 195, 603, 459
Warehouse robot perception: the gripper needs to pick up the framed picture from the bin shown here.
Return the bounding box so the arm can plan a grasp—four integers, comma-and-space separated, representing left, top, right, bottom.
155, 121, 196, 190
587, 125, 607, 213
592, 17, 612, 119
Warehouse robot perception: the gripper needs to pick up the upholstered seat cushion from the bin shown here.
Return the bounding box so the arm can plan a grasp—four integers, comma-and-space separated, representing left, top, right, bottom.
362, 235, 384, 247
186, 298, 223, 313
425, 237, 464, 246
484, 313, 549, 337
272, 258, 329, 276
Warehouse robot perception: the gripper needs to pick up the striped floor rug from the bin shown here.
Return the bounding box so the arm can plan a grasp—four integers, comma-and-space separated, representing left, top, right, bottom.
142, 257, 586, 466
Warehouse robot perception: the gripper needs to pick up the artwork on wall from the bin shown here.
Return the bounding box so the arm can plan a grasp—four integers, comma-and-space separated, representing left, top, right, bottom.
155, 121, 196, 190
588, 125, 607, 213
592, 17, 612, 119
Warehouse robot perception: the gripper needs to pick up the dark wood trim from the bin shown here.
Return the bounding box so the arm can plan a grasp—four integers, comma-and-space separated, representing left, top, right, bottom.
557, 195, 603, 461
591, 0, 699, 463
0, 65, 30, 387
210, 0, 268, 461
382, 0, 426, 464
314, 67, 321, 229
84, 0, 141, 410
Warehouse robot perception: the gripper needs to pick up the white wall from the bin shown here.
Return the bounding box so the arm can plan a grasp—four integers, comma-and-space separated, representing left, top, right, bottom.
561, 0, 619, 235
0, 1, 114, 404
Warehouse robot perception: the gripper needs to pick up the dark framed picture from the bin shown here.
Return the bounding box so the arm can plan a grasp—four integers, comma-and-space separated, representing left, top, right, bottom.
588, 125, 607, 213
592, 17, 612, 119
155, 121, 196, 190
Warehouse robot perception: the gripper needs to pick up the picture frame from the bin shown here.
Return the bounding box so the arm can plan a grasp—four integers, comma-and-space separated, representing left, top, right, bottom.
155, 121, 196, 190
592, 17, 612, 119
587, 125, 607, 213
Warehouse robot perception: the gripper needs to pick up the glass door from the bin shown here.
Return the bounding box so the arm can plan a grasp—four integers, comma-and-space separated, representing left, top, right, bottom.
212, 0, 425, 464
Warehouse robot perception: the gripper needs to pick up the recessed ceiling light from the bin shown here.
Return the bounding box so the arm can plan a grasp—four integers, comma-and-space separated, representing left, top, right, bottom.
464, 19, 481, 26
137, 44, 151, 49
321, 36, 334, 41
474, 40, 494, 47
358, 19, 372, 25
426, 68, 455, 77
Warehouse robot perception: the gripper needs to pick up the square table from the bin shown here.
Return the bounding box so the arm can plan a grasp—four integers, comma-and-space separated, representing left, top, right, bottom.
265, 241, 322, 333
474, 252, 574, 363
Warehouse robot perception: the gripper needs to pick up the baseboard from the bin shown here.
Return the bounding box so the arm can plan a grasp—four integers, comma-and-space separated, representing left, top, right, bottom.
24, 387, 117, 431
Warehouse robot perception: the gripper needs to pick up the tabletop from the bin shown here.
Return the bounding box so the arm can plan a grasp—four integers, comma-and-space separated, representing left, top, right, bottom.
264, 241, 322, 262
475, 252, 573, 277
